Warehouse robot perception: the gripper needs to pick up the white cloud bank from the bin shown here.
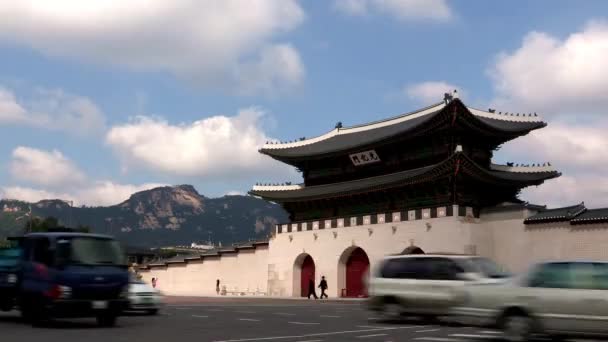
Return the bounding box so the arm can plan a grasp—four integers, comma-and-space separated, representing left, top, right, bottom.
106, 107, 292, 179
489, 20, 608, 115
405, 81, 462, 104
1, 146, 164, 206
333, 0, 452, 21
0, 0, 305, 95
489, 21, 608, 208
0, 86, 105, 135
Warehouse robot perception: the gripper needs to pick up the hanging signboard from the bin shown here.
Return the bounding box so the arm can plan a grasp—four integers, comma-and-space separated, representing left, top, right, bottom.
349, 150, 381, 166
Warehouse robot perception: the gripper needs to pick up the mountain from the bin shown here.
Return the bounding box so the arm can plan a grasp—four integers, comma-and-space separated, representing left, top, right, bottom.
0, 185, 288, 247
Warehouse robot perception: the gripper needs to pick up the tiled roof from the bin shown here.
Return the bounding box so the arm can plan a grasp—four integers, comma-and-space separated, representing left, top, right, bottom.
571, 208, 608, 225
259, 98, 546, 159
251, 153, 559, 202
524, 203, 586, 224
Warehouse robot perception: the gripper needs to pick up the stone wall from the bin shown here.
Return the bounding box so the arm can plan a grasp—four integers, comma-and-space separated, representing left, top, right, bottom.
140, 245, 269, 296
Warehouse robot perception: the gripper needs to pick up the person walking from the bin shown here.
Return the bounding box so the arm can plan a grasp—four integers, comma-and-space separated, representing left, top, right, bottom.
307, 278, 318, 299
216, 279, 221, 295
151, 277, 157, 289
319, 276, 328, 299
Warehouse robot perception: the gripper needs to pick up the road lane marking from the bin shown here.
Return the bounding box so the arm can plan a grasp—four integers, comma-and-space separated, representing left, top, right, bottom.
275, 312, 296, 316
415, 329, 440, 333
175, 307, 191, 310
479, 330, 501, 334
320, 315, 341, 318
356, 334, 387, 338
294, 340, 322, 342
236, 311, 257, 314
208, 309, 224, 312
192, 315, 208, 318
239, 318, 261, 322
415, 338, 463, 342
356, 325, 380, 329
212, 326, 417, 342
450, 334, 500, 339
289, 321, 320, 325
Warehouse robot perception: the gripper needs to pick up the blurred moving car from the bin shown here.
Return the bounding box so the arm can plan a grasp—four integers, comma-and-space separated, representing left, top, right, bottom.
128, 274, 162, 315
0, 244, 21, 311
12, 233, 129, 326
367, 254, 509, 319
452, 261, 608, 342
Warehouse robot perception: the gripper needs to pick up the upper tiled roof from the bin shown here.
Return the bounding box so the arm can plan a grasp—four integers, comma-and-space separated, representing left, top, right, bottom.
259, 97, 546, 159
524, 203, 586, 224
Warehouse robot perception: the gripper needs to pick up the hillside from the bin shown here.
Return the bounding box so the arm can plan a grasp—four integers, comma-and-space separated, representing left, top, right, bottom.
0, 185, 288, 247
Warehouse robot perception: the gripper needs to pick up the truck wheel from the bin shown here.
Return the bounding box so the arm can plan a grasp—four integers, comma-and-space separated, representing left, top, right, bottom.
96, 313, 117, 327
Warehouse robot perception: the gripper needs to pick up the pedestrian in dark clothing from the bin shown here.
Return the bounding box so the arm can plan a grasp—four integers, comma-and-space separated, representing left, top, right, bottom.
319, 276, 328, 299
307, 278, 318, 299
216, 279, 220, 295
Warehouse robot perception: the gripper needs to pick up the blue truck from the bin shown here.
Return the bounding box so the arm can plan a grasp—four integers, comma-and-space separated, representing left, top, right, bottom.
0, 232, 130, 326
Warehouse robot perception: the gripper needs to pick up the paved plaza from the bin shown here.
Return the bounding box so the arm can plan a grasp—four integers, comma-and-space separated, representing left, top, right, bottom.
0, 297, 603, 342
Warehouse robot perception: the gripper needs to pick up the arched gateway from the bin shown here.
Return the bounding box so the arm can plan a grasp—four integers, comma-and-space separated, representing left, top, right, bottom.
293, 254, 315, 297
338, 247, 370, 298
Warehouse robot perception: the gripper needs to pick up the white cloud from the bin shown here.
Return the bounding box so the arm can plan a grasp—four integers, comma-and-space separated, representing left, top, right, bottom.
0, 186, 72, 204
10, 146, 87, 187
106, 107, 292, 179
0, 182, 165, 207
2, 146, 165, 206
333, 0, 452, 21
488, 21, 608, 208
489, 20, 608, 115
74, 181, 167, 207
0, 0, 305, 95
405, 81, 462, 104
0, 86, 105, 135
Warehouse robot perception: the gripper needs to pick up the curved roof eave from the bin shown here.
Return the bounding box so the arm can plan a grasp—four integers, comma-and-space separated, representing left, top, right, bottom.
259, 99, 547, 159
250, 154, 559, 202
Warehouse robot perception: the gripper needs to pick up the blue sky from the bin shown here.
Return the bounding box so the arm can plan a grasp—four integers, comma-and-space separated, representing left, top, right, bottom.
0, 0, 607, 207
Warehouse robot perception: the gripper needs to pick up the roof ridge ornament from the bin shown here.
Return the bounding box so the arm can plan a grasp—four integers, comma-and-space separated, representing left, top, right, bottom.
455, 145, 463, 153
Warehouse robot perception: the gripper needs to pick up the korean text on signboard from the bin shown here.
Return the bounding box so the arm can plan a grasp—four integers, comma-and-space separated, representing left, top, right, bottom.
349, 150, 381, 166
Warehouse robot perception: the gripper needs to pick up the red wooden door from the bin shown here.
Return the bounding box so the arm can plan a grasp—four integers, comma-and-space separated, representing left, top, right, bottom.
346, 248, 370, 297
300, 255, 315, 297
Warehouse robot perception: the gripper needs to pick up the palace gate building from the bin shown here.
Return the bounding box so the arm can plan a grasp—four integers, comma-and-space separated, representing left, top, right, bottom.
140, 93, 608, 298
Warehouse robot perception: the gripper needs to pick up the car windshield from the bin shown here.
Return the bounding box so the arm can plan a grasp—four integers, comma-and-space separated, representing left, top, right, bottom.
60, 237, 126, 266
0, 248, 21, 267
463, 257, 511, 278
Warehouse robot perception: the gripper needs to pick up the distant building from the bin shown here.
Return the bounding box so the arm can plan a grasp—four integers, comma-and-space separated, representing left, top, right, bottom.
140, 93, 608, 298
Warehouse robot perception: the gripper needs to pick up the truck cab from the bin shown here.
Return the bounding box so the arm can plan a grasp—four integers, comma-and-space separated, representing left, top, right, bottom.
16, 233, 129, 326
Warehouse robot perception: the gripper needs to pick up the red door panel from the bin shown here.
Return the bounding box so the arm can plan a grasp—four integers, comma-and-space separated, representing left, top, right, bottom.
346, 248, 370, 298
300, 255, 315, 297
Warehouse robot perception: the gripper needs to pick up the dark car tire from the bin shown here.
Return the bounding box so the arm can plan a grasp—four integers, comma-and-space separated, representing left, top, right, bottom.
96, 313, 117, 327
147, 309, 159, 316
0, 300, 13, 312
500, 312, 535, 342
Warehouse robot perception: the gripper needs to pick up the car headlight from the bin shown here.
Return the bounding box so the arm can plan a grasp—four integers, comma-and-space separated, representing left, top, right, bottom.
7, 274, 17, 284
58, 285, 72, 299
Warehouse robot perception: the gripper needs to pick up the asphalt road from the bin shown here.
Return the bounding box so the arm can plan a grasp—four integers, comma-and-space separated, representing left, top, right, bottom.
0, 298, 603, 342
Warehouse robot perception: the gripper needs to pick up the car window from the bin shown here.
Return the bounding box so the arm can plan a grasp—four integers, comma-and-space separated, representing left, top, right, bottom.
427, 258, 464, 281
569, 263, 608, 290
462, 257, 511, 278
527, 262, 573, 288
68, 237, 126, 266
380, 258, 431, 279
0, 247, 21, 267
31, 238, 53, 266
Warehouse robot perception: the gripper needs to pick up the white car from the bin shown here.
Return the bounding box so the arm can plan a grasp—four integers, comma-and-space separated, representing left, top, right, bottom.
128, 277, 163, 315
452, 261, 608, 341
367, 254, 510, 319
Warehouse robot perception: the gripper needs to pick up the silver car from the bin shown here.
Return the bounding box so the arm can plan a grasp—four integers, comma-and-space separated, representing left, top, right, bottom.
453, 261, 608, 341
367, 254, 510, 320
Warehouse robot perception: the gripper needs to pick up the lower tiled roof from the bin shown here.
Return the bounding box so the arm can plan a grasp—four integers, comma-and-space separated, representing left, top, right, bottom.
571, 208, 608, 225
524, 203, 586, 224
